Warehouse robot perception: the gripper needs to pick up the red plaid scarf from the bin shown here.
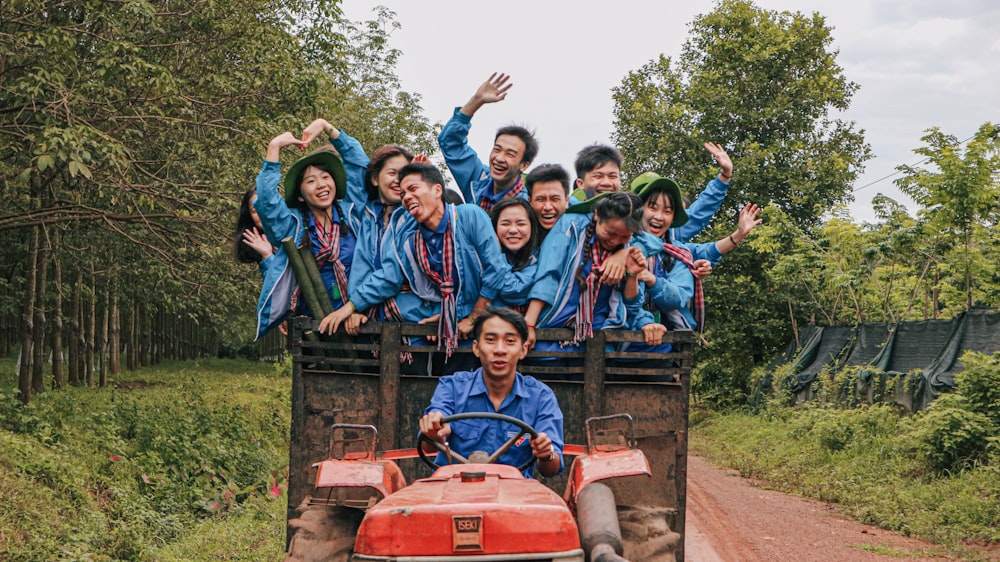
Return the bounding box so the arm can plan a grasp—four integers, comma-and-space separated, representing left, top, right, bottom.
312, 215, 350, 306
414, 214, 458, 357
574, 241, 610, 343
366, 298, 414, 364
478, 175, 524, 213
659, 243, 704, 332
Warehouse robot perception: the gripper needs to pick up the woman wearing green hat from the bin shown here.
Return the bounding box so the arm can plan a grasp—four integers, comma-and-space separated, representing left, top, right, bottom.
521, 191, 669, 366
253, 119, 366, 322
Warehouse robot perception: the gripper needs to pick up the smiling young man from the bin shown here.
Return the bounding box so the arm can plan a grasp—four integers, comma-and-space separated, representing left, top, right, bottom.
323, 162, 512, 373
570, 144, 624, 203
419, 307, 564, 478
525, 163, 570, 236
438, 73, 539, 213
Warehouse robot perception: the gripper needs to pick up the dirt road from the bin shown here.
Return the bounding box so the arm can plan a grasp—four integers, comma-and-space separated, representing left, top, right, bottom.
684, 455, 952, 561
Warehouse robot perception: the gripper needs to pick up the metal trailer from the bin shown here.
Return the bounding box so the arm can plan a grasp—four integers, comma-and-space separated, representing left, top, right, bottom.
285, 316, 693, 561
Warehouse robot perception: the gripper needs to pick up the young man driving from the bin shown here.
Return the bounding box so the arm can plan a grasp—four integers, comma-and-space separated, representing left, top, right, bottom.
419, 307, 564, 478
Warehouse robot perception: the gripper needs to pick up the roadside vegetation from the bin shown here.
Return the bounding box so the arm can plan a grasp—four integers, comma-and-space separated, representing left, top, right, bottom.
691, 350, 1000, 560
0, 356, 290, 561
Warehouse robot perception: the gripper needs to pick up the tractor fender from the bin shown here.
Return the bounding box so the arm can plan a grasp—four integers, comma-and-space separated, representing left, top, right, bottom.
564, 448, 651, 508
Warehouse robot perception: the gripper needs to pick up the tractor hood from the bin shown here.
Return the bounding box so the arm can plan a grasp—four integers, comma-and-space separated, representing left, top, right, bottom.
353, 464, 582, 559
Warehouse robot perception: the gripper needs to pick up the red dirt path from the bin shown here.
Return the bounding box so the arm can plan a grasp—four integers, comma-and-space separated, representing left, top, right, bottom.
683, 455, 968, 561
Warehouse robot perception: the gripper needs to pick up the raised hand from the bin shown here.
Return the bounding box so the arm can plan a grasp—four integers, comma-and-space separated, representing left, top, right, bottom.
413, 153, 431, 165
461, 73, 513, 116
704, 142, 733, 179
737, 203, 762, 238
474, 72, 512, 104
300, 118, 338, 146
266, 132, 307, 160
241, 227, 273, 259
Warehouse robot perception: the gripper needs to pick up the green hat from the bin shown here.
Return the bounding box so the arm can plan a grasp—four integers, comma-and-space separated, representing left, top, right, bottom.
628, 172, 688, 228
565, 191, 614, 214
283, 144, 348, 207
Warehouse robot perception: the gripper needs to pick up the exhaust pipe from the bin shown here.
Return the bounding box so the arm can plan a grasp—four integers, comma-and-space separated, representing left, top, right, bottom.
576, 483, 628, 562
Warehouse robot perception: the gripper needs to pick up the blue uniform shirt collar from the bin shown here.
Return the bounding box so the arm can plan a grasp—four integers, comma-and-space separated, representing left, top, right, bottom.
468, 368, 532, 406
419, 203, 451, 238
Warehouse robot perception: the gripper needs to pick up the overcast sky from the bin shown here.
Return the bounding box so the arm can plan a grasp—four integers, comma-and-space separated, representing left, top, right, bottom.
340, 1, 999, 223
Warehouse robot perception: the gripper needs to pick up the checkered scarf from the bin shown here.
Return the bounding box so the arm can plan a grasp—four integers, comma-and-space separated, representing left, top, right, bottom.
478, 175, 524, 213
414, 217, 458, 357
313, 214, 350, 306
367, 297, 414, 365
659, 243, 704, 332
574, 241, 610, 343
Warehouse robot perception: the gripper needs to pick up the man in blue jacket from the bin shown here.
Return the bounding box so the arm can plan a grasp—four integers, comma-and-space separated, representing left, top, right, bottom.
438, 73, 538, 213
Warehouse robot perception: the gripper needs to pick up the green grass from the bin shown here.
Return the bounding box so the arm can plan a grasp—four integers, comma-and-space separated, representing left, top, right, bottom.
690, 403, 1000, 561
0, 355, 291, 561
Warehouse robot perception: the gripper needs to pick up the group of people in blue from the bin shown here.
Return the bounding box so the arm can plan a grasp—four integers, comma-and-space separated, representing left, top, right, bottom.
233, 73, 761, 474
234, 73, 760, 366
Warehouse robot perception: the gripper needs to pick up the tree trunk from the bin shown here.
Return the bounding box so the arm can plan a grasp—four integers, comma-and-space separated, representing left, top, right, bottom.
139, 307, 150, 367
110, 291, 121, 374
51, 255, 64, 389
153, 308, 163, 364
86, 271, 96, 386
17, 226, 39, 404
132, 302, 139, 371
69, 269, 82, 385
30, 230, 50, 396
932, 266, 940, 319
99, 282, 109, 387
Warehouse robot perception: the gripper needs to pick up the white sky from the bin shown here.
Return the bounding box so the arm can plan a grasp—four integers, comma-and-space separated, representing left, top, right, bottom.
340, 1, 1000, 223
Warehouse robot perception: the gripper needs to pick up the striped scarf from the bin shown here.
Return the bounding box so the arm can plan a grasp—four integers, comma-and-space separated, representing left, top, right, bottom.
478, 175, 524, 213
574, 241, 609, 343
313, 215, 350, 306
659, 243, 704, 332
414, 217, 458, 357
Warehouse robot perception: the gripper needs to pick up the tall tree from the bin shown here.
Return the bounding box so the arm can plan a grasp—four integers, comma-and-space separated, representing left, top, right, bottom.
895, 123, 1000, 314
611, 0, 871, 404
1, 2, 437, 399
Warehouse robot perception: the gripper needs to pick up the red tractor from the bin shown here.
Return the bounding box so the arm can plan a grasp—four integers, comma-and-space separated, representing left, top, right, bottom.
282, 319, 692, 561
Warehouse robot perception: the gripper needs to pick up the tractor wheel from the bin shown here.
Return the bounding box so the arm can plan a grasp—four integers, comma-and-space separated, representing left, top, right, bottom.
617, 506, 681, 561
285, 504, 363, 562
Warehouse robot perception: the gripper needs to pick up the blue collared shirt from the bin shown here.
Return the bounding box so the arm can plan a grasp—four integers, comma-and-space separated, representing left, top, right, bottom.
424, 369, 564, 478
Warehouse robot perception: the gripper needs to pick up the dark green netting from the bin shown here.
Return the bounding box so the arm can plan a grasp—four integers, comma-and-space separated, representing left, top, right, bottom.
777, 311, 1000, 410
788, 326, 853, 392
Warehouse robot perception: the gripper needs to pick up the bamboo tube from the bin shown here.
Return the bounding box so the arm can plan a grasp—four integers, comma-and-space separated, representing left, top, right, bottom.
297, 242, 336, 317
282, 238, 328, 320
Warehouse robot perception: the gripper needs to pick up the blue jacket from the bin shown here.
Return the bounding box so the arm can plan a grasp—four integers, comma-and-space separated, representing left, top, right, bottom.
633, 232, 706, 330
349, 204, 512, 322
253, 249, 295, 340
529, 213, 653, 331
672, 177, 729, 243
492, 255, 539, 310
438, 108, 529, 207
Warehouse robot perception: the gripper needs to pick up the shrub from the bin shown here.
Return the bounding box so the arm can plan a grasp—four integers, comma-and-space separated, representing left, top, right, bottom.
907, 393, 996, 474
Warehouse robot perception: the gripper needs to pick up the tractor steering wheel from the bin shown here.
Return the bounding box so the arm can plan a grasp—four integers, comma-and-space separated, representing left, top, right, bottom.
418, 412, 538, 472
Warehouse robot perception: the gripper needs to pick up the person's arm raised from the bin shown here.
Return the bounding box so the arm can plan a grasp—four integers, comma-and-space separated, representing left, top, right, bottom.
459, 72, 513, 117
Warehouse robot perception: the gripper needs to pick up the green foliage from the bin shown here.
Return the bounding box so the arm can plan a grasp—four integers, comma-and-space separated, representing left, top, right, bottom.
905, 352, 1000, 474
0, 1, 438, 358
0, 359, 290, 560
611, 0, 871, 405
895, 124, 1000, 314
906, 393, 994, 474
